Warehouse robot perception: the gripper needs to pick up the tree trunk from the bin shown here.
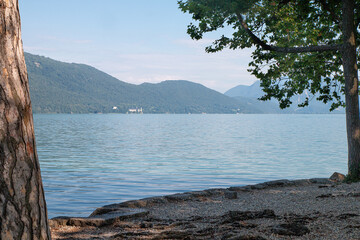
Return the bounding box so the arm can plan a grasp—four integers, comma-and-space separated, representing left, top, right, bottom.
342, 0, 360, 179
0, 0, 51, 239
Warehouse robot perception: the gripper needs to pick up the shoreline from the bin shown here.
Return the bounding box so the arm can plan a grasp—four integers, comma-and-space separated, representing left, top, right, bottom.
50, 177, 335, 227
50, 173, 360, 239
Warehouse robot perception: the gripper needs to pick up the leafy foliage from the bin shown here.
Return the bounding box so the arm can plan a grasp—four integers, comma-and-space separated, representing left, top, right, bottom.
178, 0, 356, 111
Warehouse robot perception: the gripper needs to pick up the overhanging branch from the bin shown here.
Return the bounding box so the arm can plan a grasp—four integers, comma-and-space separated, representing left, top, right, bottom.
235, 12, 342, 54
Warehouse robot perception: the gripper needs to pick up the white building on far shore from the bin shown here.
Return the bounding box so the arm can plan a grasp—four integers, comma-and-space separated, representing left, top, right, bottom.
127, 108, 143, 114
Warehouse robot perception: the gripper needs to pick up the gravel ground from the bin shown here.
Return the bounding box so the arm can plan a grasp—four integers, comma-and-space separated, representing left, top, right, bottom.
51, 176, 360, 239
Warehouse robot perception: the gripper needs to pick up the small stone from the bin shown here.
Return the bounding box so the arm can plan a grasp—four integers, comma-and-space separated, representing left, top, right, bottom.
309, 178, 332, 184
272, 222, 310, 236
157, 230, 192, 239
330, 172, 345, 182
239, 221, 258, 229
347, 192, 360, 197
316, 193, 334, 199
336, 213, 359, 219
228, 236, 266, 240
165, 193, 193, 202
228, 186, 251, 192
225, 190, 238, 199
68, 217, 105, 227
292, 179, 312, 186
250, 184, 266, 190
264, 179, 293, 187
140, 222, 153, 228
49, 217, 70, 228
224, 209, 276, 222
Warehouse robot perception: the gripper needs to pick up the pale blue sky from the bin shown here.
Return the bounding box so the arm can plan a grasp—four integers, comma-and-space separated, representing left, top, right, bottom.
19, 0, 256, 93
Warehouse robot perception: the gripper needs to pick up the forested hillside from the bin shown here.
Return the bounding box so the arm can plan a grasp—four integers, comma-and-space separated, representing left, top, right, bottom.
25, 53, 248, 114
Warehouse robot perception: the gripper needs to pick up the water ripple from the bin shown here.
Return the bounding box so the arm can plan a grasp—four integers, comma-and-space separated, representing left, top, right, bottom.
34, 114, 347, 218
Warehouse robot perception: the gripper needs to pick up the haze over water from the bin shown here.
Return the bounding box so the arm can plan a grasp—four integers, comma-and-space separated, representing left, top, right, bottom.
34, 114, 347, 218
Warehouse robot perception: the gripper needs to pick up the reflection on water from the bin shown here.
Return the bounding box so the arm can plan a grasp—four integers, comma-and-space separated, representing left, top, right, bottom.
33, 114, 347, 218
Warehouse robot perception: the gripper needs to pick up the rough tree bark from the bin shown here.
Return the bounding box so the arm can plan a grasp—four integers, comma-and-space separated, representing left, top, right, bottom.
342, 0, 360, 179
0, 0, 51, 239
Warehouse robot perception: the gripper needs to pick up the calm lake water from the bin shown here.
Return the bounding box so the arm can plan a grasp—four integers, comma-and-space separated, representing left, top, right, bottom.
33, 114, 347, 218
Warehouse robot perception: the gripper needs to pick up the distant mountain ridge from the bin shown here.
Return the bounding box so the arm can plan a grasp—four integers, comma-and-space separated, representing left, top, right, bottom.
225, 81, 263, 99
25, 53, 250, 114
225, 81, 345, 114
26, 52, 345, 114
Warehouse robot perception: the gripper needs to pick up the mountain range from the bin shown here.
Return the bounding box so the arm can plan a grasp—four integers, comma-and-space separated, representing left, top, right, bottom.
25, 52, 344, 114
225, 81, 345, 114
25, 53, 248, 114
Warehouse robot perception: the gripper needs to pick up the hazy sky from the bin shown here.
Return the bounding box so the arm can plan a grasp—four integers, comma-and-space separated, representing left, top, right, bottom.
19, 0, 257, 93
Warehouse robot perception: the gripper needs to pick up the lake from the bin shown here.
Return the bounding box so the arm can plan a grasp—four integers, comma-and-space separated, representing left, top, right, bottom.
33, 114, 347, 219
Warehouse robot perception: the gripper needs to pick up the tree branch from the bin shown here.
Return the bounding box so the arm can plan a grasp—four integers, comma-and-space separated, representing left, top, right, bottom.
235, 12, 342, 53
